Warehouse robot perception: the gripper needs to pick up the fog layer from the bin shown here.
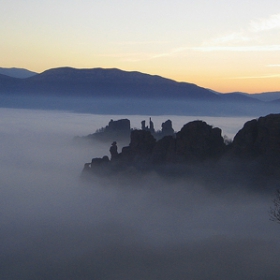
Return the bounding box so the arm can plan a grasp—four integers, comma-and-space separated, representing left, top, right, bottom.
1, 108, 279, 280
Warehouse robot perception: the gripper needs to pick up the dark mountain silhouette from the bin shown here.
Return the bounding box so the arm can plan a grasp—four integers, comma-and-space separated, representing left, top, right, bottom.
218, 92, 261, 103
0, 67, 279, 116
0, 73, 19, 84
0, 67, 37, 78
269, 98, 280, 104
0, 67, 222, 100
249, 91, 280, 102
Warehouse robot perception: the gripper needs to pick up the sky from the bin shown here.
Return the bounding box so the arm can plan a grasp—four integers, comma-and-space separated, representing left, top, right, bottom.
1, 0, 280, 93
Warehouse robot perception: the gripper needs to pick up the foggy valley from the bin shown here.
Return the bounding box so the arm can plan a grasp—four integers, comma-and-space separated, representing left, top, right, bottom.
1, 108, 280, 279
2, 0, 280, 278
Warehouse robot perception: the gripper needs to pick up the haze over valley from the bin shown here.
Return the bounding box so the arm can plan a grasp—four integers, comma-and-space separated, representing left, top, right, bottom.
2, 0, 280, 278
1, 108, 280, 279
0, 66, 280, 279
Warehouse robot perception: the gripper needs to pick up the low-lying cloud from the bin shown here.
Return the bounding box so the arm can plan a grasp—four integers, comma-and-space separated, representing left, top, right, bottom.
1, 108, 280, 280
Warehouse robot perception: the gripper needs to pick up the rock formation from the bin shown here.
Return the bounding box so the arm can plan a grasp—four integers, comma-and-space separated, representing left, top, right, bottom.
141, 118, 155, 134
81, 113, 280, 191
83, 119, 225, 172
161, 120, 174, 137
151, 135, 176, 164
92, 119, 131, 142
107, 119, 131, 132
120, 130, 157, 165
82, 114, 280, 185
175, 121, 225, 162
76, 118, 175, 144
231, 114, 280, 160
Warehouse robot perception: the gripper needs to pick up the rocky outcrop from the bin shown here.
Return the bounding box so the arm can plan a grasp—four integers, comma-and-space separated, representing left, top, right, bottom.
76, 118, 175, 145
141, 118, 155, 134
107, 119, 131, 132
153, 120, 175, 140
161, 120, 174, 137
231, 114, 280, 161
151, 135, 176, 164
83, 119, 225, 172
120, 130, 157, 164
122, 121, 225, 165
92, 119, 131, 142
82, 113, 280, 189
175, 121, 225, 162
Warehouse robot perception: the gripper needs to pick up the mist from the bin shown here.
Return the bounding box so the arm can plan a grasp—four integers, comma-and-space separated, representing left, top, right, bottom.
1, 108, 280, 280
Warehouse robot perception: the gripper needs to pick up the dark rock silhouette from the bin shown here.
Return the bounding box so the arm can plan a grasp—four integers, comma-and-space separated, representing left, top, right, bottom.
149, 118, 155, 134
141, 120, 146, 130
151, 121, 225, 164
141, 118, 155, 134
107, 119, 131, 132
120, 130, 157, 166
228, 114, 280, 178
109, 141, 118, 160
83, 119, 131, 143
148, 119, 175, 140
161, 120, 174, 137
151, 135, 176, 164
175, 121, 225, 162
83, 119, 225, 173
82, 114, 280, 189
76, 118, 175, 144
91, 156, 110, 166
231, 114, 280, 160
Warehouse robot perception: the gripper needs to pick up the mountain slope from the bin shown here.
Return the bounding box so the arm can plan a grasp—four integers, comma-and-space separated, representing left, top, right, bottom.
249, 92, 280, 102
0, 67, 222, 100
0, 67, 279, 116
218, 92, 261, 103
0, 67, 37, 78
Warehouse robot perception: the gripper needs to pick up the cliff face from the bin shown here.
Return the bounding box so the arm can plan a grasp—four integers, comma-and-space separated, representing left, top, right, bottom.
152, 136, 176, 164
78, 118, 175, 145
150, 121, 225, 164
175, 121, 225, 162
83, 114, 280, 183
82, 119, 131, 143
232, 114, 280, 161
116, 120, 225, 165
120, 130, 157, 164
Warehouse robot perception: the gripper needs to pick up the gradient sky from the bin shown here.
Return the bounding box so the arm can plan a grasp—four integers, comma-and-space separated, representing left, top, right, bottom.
1, 0, 280, 93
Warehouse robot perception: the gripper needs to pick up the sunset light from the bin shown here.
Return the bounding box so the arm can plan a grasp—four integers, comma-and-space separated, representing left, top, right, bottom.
1, 0, 280, 93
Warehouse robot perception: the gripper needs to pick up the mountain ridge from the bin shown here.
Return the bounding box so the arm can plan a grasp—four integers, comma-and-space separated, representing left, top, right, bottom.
1, 66, 279, 100
0, 66, 221, 100
0, 67, 37, 78
0, 66, 279, 116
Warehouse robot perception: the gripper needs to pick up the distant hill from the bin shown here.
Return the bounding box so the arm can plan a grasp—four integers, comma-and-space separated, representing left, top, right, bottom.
216, 92, 261, 103
0, 67, 279, 116
248, 92, 280, 102
0, 67, 37, 78
0, 67, 222, 100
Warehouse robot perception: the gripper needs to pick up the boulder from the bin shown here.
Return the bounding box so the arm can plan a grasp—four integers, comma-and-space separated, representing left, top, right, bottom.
88, 119, 131, 143
232, 114, 280, 161
107, 119, 131, 132
161, 120, 174, 137
175, 120, 225, 162
121, 130, 156, 163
